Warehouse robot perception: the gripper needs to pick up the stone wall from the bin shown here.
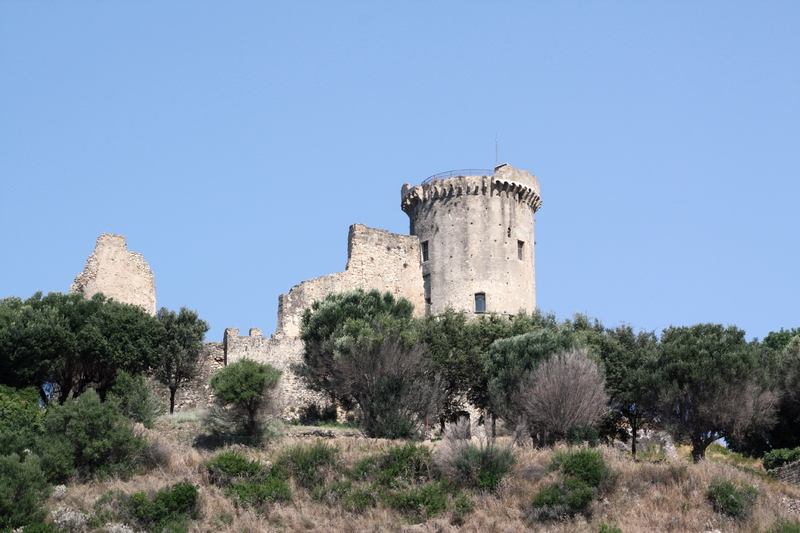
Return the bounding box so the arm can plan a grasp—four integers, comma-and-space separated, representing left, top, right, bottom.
71, 233, 157, 315
150, 342, 225, 413
217, 224, 426, 418
275, 223, 425, 337
223, 328, 328, 417
773, 460, 800, 486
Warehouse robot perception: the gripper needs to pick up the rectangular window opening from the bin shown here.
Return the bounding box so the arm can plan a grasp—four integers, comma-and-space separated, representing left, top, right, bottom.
475, 293, 486, 313
517, 240, 524, 260
421, 241, 429, 262
423, 274, 431, 306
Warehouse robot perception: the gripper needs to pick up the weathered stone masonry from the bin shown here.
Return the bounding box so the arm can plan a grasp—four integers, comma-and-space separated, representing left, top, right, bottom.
225, 164, 541, 417
71, 233, 157, 315
275, 223, 425, 337
224, 223, 426, 415
773, 460, 800, 487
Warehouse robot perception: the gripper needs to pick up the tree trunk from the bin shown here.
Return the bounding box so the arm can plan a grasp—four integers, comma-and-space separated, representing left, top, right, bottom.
691, 438, 707, 462
169, 386, 177, 414
630, 417, 639, 460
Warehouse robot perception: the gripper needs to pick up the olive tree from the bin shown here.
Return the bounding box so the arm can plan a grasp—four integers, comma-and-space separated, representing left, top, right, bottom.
296, 289, 444, 438
656, 324, 778, 461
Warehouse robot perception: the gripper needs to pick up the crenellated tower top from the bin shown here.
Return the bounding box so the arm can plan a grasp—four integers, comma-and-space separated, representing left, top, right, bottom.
400, 163, 541, 317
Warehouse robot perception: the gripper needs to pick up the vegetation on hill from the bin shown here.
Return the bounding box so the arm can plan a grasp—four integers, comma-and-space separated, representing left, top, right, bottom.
2, 287, 800, 530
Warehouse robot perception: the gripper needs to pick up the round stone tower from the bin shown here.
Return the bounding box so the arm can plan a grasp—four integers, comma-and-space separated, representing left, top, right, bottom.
401, 163, 542, 316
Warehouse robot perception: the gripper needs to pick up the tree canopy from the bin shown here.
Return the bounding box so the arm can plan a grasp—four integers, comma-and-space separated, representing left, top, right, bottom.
0, 292, 160, 403
656, 323, 777, 461
153, 307, 209, 414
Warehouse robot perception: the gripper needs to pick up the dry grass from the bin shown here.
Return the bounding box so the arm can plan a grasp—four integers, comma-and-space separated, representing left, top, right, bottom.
41, 420, 800, 533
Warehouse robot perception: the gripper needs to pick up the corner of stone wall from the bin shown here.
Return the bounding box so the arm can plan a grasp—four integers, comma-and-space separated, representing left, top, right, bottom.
772, 459, 800, 486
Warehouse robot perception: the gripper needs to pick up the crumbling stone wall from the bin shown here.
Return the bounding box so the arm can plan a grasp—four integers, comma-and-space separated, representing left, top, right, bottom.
276, 223, 425, 337
71, 233, 156, 315
223, 328, 328, 417
217, 224, 425, 419
150, 342, 225, 413
773, 460, 800, 486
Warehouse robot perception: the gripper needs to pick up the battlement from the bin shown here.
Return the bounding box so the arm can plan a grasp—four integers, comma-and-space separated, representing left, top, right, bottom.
401, 163, 541, 215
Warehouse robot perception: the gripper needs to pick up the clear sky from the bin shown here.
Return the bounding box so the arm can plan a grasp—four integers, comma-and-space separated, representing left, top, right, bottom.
1, 2, 798, 343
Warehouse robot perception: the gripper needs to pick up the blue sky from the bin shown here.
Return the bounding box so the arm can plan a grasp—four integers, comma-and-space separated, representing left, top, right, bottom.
1, 2, 798, 343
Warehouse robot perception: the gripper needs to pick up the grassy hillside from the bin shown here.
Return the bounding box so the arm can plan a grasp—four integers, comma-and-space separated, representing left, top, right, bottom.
44, 413, 800, 533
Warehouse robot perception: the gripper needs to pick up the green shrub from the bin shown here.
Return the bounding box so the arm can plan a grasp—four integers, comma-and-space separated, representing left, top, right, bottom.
0, 386, 44, 456
765, 519, 800, 533
598, 523, 623, 533
451, 493, 475, 526
706, 478, 758, 518
130, 481, 199, 532
313, 480, 376, 513
0, 453, 51, 529
550, 448, 608, 487
370, 443, 432, 487
763, 447, 800, 471
35, 389, 146, 481
383, 481, 449, 520
276, 440, 338, 489
531, 478, 596, 520
209, 359, 282, 436
109, 370, 165, 429
437, 439, 515, 491
226, 468, 291, 508
207, 449, 264, 484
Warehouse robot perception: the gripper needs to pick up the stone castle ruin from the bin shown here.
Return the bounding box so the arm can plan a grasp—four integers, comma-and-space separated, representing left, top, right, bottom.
71, 233, 157, 315
224, 163, 542, 415
71, 164, 542, 415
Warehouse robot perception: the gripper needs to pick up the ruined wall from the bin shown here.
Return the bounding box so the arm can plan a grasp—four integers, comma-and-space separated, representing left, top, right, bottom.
150, 342, 225, 413
275, 223, 425, 337
773, 460, 800, 486
223, 328, 328, 417
71, 233, 157, 315
218, 224, 425, 418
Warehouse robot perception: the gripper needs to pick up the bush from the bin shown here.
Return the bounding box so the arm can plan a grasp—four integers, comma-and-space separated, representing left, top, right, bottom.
705, 478, 758, 518
0, 386, 44, 456
531, 448, 610, 521
226, 469, 291, 508
313, 480, 376, 513
763, 447, 800, 471
550, 448, 608, 487
0, 453, 51, 529
531, 478, 596, 520
435, 423, 515, 491
383, 480, 449, 521
276, 440, 338, 489
209, 359, 282, 436
207, 449, 264, 484
598, 523, 623, 533
298, 403, 338, 425
355, 442, 432, 488
451, 494, 475, 526
130, 482, 199, 532
36, 389, 145, 481
766, 519, 800, 533
109, 370, 165, 429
